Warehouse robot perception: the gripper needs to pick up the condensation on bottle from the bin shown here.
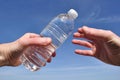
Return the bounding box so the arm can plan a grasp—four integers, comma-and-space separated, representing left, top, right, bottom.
21, 9, 78, 71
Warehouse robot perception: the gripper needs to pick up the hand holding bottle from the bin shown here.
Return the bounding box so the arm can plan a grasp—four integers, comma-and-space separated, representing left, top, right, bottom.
0, 33, 55, 67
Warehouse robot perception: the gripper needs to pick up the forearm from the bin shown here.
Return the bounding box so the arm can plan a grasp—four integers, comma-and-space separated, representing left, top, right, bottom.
0, 43, 9, 66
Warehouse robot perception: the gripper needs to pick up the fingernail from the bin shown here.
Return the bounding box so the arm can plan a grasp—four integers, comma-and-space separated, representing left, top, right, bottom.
82, 25, 88, 28
46, 37, 52, 42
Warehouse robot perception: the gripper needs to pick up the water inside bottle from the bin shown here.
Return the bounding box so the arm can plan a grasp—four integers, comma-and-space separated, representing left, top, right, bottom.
21, 43, 56, 71
40, 23, 68, 48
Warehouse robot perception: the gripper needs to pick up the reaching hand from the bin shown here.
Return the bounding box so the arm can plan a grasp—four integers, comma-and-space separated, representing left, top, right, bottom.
72, 26, 120, 66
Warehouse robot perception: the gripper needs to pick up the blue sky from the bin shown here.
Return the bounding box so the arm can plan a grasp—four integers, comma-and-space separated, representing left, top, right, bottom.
0, 0, 120, 80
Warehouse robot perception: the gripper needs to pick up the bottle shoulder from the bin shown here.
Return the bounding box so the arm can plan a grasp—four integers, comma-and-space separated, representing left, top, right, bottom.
51, 14, 74, 25
57, 14, 74, 20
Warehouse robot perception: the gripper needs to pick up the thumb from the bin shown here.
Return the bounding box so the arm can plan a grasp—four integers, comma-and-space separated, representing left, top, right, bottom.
28, 37, 52, 46
17, 33, 52, 48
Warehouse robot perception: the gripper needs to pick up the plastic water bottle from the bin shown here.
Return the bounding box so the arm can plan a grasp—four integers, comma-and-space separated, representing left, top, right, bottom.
21, 9, 78, 71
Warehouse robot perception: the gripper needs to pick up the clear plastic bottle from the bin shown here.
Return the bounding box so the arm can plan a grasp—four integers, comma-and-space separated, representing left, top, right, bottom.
21, 9, 78, 71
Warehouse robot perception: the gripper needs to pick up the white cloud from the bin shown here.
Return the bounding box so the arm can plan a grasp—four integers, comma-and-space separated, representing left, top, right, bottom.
81, 15, 120, 24
79, 4, 120, 24
95, 16, 120, 23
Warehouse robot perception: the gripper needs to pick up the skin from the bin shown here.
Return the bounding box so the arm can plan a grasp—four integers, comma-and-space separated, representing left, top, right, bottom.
72, 26, 120, 66
1, 26, 120, 67
0, 33, 55, 67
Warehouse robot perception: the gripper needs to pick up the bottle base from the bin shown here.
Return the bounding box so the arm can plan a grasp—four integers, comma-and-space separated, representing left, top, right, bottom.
21, 54, 40, 71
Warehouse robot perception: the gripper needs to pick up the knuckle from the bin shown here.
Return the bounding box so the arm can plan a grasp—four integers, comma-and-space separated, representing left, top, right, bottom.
25, 32, 32, 35
106, 30, 114, 36
106, 30, 112, 34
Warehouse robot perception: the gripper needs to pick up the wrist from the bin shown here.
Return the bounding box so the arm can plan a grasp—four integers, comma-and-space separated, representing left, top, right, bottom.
0, 41, 23, 66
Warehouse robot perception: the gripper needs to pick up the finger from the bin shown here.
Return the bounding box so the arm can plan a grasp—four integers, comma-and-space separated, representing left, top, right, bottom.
29, 37, 52, 46
46, 52, 56, 63
75, 49, 94, 56
52, 52, 56, 57
47, 52, 56, 62
47, 52, 56, 63
47, 57, 52, 63
72, 39, 93, 48
73, 32, 84, 38
28, 33, 40, 38
78, 26, 113, 41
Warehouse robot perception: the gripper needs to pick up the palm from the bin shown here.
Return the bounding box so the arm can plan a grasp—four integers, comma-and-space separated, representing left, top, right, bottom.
91, 39, 112, 64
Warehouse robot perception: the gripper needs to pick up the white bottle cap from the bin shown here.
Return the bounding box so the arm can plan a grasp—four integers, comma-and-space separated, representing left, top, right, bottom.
68, 9, 78, 19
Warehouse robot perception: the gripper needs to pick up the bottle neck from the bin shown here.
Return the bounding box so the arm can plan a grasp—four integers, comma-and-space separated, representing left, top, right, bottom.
57, 14, 74, 22
68, 14, 76, 20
